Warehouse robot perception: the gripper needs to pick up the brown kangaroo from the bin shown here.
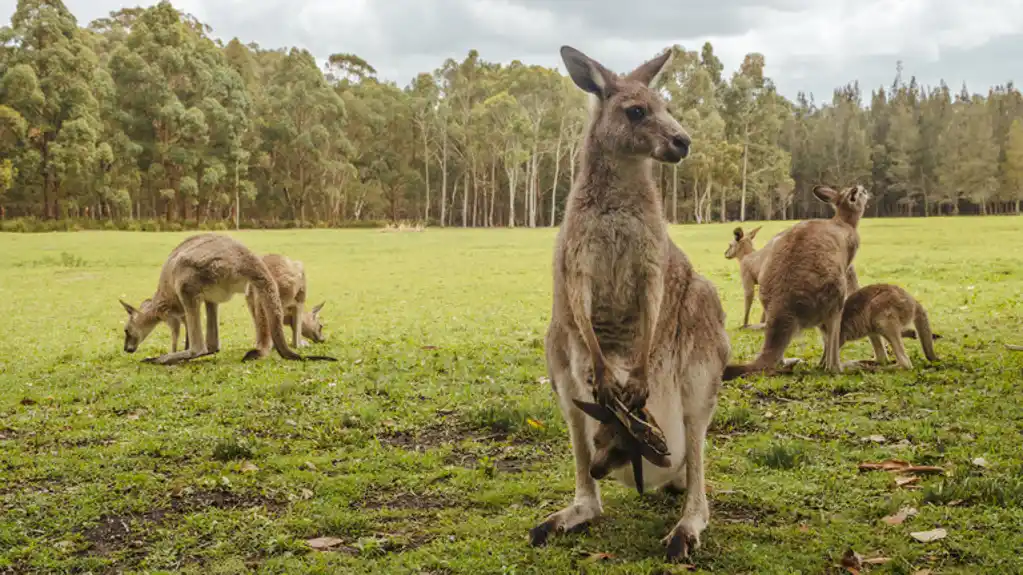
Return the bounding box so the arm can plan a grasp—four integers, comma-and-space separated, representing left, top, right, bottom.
119, 233, 335, 364
244, 253, 326, 357
839, 283, 939, 369
529, 45, 730, 563
724, 225, 783, 329
164, 253, 328, 353
722, 185, 869, 380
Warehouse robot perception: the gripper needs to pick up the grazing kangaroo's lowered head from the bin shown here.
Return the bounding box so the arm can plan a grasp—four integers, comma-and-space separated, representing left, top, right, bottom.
724, 226, 762, 260
723, 183, 871, 380
532, 45, 730, 563
120, 297, 167, 353
560, 45, 691, 164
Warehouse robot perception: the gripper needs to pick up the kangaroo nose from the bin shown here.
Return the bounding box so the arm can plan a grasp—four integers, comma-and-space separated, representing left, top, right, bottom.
671, 134, 691, 158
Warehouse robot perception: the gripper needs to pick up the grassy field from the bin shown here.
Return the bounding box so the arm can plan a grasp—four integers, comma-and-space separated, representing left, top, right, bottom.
1, 217, 1022, 575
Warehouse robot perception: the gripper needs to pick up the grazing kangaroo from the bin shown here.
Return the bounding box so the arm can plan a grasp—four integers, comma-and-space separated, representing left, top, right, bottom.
722, 185, 869, 380
163, 254, 328, 352
529, 45, 730, 563
119, 233, 336, 365
244, 253, 326, 355
838, 283, 938, 369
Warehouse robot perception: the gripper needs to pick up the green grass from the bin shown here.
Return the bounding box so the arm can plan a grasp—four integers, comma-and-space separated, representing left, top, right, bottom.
1, 216, 1022, 574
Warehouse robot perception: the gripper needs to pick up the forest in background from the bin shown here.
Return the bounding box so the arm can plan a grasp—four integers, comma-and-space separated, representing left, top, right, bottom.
1, 0, 1022, 232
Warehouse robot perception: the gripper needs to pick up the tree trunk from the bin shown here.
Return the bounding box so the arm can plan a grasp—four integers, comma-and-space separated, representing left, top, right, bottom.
507, 162, 517, 228
489, 157, 497, 227
462, 170, 469, 228
720, 183, 726, 222
423, 120, 431, 224
440, 128, 448, 227
740, 124, 749, 222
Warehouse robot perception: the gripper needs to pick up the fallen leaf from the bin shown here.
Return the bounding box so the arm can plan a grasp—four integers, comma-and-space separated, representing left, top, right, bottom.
947, 499, 963, 507
303, 461, 317, 471
579, 551, 615, 564
307, 536, 344, 551
126, 411, 141, 420
860, 460, 945, 475
421, 345, 438, 350
882, 507, 918, 525
863, 434, 886, 444
971, 457, 988, 468
896, 475, 921, 487
859, 459, 910, 471
300, 488, 314, 499
526, 418, 545, 429
912, 570, 933, 575
20, 398, 37, 406
910, 528, 947, 543
285, 419, 298, 427
863, 557, 892, 565
798, 524, 810, 533
240, 461, 259, 473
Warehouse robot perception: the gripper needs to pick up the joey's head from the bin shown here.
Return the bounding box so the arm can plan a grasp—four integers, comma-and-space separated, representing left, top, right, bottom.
119, 298, 161, 353
725, 226, 762, 259
572, 399, 671, 484
560, 45, 691, 163
813, 184, 871, 226
301, 301, 327, 343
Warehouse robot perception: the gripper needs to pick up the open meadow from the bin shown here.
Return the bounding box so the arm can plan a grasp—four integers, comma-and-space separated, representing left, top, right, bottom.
1, 217, 1022, 574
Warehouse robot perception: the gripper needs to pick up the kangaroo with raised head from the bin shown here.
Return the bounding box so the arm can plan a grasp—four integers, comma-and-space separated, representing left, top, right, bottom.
839, 283, 938, 369
724, 225, 772, 329
119, 233, 336, 365
722, 185, 869, 380
244, 253, 326, 356
529, 45, 730, 562
162, 253, 328, 353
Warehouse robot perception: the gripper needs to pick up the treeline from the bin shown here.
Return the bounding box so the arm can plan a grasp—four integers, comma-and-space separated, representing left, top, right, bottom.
1, 0, 1022, 231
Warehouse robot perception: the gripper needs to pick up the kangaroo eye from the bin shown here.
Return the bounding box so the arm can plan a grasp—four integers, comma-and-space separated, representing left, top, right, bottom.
625, 106, 646, 121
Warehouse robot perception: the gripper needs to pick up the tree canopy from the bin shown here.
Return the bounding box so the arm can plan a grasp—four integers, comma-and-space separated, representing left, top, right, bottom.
2, 0, 1021, 229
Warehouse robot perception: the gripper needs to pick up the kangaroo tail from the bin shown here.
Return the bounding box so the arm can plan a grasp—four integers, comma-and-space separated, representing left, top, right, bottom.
722, 313, 798, 381
243, 264, 336, 362
913, 302, 938, 362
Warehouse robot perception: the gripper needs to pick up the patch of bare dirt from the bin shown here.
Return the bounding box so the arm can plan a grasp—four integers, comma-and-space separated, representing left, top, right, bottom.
79, 489, 285, 557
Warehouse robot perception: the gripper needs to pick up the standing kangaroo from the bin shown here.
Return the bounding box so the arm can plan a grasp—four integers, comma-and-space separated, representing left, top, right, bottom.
724, 225, 773, 329
723, 185, 869, 380
839, 283, 938, 369
119, 233, 335, 365
529, 45, 730, 562
163, 253, 328, 353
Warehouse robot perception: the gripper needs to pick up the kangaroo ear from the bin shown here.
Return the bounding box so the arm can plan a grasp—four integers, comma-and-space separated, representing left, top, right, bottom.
119, 299, 138, 316
625, 47, 673, 88
813, 185, 839, 203
748, 226, 763, 240
572, 398, 616, 424
311, 301, 325, 315
732, 227, 744, 241
560, 45, 617, 98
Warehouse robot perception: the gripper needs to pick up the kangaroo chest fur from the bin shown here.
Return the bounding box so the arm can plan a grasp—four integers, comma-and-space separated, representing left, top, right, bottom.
563, 205, 666, 357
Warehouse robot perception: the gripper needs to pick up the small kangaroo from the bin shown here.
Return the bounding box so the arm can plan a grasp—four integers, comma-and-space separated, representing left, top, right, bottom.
244, 253, 326, 356
530, 45, 729, 563
723, 225, 777, 329
164, 254, 328, 353
119, 233, 336, 365
723, 185, 869, 380
839, 283, 938, 369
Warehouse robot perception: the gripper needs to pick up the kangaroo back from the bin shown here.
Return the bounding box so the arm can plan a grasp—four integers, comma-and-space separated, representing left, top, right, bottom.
913, 302, 939, 362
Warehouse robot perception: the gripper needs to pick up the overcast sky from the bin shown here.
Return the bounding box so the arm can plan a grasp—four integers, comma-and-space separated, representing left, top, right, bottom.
5, 0, 1022, 102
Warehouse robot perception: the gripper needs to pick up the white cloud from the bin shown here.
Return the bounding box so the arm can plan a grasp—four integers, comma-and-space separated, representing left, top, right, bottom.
2, 0, 1019, 99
